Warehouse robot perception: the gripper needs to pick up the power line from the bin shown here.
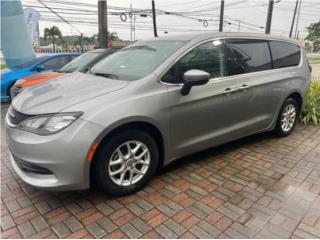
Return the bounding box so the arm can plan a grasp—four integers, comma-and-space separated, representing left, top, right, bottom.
40, 17, 218, 32
39, 13, 284, 34
35, 8, 285, 34
26, 0, 317, 38
36, 0, 83, 34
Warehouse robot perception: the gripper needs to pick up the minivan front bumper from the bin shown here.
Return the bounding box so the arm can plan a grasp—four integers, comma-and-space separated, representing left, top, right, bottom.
6, 117, 104, 191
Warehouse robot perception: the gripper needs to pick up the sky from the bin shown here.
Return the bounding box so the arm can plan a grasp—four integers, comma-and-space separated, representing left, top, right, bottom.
21, 0, 320, 41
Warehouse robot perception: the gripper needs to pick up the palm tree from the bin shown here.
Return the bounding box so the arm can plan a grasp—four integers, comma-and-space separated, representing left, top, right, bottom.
90, 34, 98, 45
108, 32, 119, 41
44, 26, 62, 52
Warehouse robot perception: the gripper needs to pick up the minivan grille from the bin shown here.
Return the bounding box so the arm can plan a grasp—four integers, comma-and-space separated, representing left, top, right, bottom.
6, 107, 31, 127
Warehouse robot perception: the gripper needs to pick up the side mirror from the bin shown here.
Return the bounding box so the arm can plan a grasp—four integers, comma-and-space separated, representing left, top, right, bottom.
35, 65, 44, 72
181, 69, 210, 96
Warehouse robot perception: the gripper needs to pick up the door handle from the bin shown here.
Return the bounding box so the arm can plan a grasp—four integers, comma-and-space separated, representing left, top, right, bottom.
223, 88, 238, 94
237, 84, 250, 91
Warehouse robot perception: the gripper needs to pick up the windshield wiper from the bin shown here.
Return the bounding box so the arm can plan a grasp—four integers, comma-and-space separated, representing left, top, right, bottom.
93, 72, 119, 80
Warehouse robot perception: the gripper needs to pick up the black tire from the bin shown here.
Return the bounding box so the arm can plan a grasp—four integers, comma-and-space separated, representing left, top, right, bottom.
274, 98, 299, 138
6, 82, 15, 102
94, 129, 159, 197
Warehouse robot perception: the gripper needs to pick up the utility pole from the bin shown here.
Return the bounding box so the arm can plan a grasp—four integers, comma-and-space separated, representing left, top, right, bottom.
238, 20, 241, 32
294, 0, 302, 39
130, 4, 133, 42
289, 0, 299, 38
80, 33, 84, 53
265, 0, 274, 34
133, 16, 136, 41
98, 0, 108, 48
219, 0, 225, 32
151, 0, 158, 37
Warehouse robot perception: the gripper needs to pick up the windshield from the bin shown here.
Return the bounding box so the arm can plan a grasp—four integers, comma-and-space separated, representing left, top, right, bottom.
60, 52, 100, 73
91, 40, 186, 80
14, 56, 47, 69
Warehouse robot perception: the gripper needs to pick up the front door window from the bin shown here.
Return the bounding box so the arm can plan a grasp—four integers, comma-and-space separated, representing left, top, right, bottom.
163, 40, 225, 84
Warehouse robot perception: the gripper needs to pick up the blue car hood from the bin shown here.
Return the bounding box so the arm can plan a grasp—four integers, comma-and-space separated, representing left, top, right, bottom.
1, 68, 12, 74
1, 68, 28, 80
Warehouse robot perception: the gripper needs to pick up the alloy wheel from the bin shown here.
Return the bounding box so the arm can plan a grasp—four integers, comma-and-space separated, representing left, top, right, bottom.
281, 103, 297, 132
108, 141, 150, 186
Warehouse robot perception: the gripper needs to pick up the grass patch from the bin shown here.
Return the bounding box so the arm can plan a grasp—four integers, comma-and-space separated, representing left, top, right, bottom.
309, 58, 320, 64
300, 80, 320, 126
308, 55, 320, 64
1, 64, 7, 70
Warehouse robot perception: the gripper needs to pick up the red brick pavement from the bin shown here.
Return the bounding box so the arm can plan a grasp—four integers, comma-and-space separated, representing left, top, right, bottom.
1, 104, 320, 238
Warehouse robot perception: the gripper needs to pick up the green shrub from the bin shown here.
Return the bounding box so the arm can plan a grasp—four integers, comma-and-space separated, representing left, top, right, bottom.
300, 80, 320, 126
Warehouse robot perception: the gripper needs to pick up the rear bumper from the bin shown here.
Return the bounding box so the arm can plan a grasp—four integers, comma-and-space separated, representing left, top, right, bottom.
6, 118, 104, 191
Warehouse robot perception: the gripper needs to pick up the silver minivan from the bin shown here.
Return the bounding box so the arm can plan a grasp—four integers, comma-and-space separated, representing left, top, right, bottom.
6, 32, 311, 196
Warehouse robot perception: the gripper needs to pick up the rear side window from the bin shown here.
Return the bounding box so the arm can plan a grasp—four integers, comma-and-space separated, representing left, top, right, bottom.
224, 39, 272, 76
269, 41, 301, 68
70, 55, 79, 61
42, 56, 71, 70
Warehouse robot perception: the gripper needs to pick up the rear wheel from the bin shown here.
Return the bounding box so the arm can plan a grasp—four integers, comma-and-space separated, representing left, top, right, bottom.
94, 129, 159, 196
275, 98, 299, 137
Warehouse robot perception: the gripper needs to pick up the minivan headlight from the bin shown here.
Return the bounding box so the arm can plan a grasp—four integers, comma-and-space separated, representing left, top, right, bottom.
18, 112, 83, 135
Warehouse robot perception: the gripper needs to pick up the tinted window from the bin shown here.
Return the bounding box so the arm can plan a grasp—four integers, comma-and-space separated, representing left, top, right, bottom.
225, 39, 272, 76
60, 52, 100, 73
70, 55, 78, 61
269, 41, 300, 68
162, 40, 225, 84
42, 56, 71, 70
13, 57, 47, 69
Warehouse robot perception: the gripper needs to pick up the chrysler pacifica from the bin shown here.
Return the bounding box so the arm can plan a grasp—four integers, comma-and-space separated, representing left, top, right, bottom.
6, 32, 311, 196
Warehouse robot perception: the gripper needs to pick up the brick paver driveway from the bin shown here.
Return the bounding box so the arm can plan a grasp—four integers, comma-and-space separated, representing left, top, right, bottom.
1, 103, 320, 239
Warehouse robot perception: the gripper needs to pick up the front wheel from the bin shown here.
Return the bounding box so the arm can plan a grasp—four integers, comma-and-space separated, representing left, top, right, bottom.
94, 129, 159, 196
274, 98, 299, 137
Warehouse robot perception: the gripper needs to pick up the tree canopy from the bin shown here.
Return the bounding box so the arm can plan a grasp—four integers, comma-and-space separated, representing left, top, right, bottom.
305, 20, 320, 52
40, 31, 121, 49
44, 26, 62, 51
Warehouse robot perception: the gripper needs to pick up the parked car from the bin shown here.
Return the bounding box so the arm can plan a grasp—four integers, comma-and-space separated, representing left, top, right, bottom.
6, 32, 311, 196
1, 53, 79, 101
10, 48, 122, 98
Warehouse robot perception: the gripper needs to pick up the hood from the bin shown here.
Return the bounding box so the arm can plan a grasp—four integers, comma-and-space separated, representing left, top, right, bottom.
12, 72, 129, 115
17, 72, 65, 87
1, 68, 11, 74
1, 67, 26, 80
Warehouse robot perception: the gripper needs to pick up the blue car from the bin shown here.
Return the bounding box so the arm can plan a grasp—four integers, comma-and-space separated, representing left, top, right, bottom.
1, 53, 79, 101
